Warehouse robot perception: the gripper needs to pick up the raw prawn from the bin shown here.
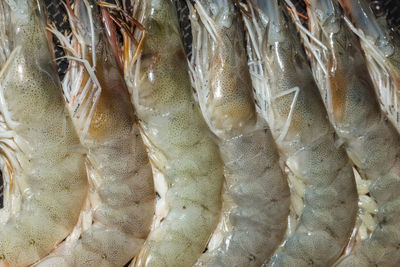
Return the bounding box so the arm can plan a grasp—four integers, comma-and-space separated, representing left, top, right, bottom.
339, 0, 400, 135
0, 0, 88, 265
35, 0, 156, 266
119, 0, 225, 266
187, 0, 290, 266
295, 0, 400, 265
243, 0, 358, 265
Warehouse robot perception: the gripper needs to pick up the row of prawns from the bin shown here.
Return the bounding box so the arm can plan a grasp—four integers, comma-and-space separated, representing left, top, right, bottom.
0, 0, 399, 266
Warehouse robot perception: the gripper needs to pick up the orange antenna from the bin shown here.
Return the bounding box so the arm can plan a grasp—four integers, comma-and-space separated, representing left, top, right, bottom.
286, 6, 308, 20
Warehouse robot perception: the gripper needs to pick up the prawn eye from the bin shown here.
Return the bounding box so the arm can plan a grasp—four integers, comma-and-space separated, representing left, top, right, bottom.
370, 1, 386, 17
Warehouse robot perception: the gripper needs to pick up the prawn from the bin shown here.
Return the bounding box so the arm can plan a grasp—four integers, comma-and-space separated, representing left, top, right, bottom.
187, 0, 290, 265
295, 0, 400, 265
0, 0, 88, 265
114, 0, 225, 266
339, 0, 400, 135
243, 0, 358, 265
35, 0, 155, 266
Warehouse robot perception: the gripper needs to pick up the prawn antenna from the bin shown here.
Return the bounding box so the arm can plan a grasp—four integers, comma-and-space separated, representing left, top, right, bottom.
98, 0, 146, 77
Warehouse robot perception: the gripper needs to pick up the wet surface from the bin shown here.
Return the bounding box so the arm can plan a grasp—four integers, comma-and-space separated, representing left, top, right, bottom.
0, 170, 2, 209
